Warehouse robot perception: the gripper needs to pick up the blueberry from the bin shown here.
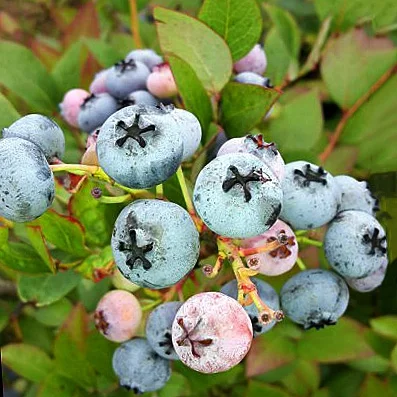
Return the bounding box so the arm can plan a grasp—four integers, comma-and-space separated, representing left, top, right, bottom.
59, 89, 90, 128
126, 49, 163, 71
146, 301, 183, 360
0, 137, 55, 222
2, 114, 65, 161
280, 161, 341, 230
335, 175, 379, 215
220, 278, 280, 336
111, 199, 200, 289
147, 64, 178, 99
105, 59, 150, 99
234, 44, 267, 75
345, 262, 387, 293
234, 72, 272, 88
193, 153, 283, 238
112, 338, 171, 393
125, 90, 158, 106
96, 104, 183, 189
89, 69, 110, 94
78, 93, 119, 132
280, 269, 349, 329
324, 210, 388, 278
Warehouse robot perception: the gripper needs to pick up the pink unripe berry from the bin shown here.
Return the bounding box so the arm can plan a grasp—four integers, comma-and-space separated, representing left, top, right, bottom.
242, 220, 298, 276
94, 290, 142, 343
172, 292, 253, 374
89, 69, 110, 94
59, 89, 90, 128
234, 44, 267, 75
146, 64, 178, 98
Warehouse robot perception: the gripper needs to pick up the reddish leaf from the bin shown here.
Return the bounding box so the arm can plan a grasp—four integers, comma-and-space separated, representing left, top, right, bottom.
29, 38, 61, 70
81, 53, 101, 89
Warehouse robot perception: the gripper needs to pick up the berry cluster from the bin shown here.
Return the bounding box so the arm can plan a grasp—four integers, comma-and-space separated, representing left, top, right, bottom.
0, 42, 389, 395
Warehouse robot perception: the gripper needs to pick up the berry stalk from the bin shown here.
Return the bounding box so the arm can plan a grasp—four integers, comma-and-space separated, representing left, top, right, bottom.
129, 0, 143, 48
296, 236, 323, 248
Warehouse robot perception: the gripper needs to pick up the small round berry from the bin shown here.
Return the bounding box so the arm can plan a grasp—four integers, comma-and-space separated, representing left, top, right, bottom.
172, 292, 253, 373
89, 69, 109, 94
59, 89, 90, 128
234, 44, 267, 74
126, 49, 163, 71
242, 220, 298, 276
146, 301, 183, 360
111, 268, 140, 292
94, 290, 142, 343
324, 210, 388, 278
345, 262, 387, 293
234, 72, 272, 87
125, 90, 158, 106
112, 338, 171, 393
147, 64, 178, 98
280, 269, 349, 329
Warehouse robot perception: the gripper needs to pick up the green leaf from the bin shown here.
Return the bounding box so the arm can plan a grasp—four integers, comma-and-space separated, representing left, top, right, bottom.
168, 55, 212, 133
77, 245, 114, 280
281, 360, 320, 396
2, 344, 54, 382
0, 225, 9, 248
27, 226, 56, 273
349, 355, 390, 373
155, 7, 233, 92
0, 92, 20, 129
370, 316, 397, 341
325, 368, 365, 397
297, 317, 373, 363
32, 210, 90, 258
246, 381, 290, 397
0, 301, 12, 332
359, 374, 395, 397
321, 29, 397, 109
84, 38, 123, 67
18, 270, 82, 306
77, 277, 112, 312
158, 372, 191, 397
0, 40, 58, 112
220, 82, 279, 137
34, 298, 73, 327
0, 242, 49, 274
199, 0, 262, 61
392, 344, 397, 373
268, 90, 323, 153
37, 374, 81, 397
19, 316, 54, 354
323, 146, 359, 175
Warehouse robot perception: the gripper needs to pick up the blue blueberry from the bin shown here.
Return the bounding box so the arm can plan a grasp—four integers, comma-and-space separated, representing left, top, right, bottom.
125, 90, 158, 106
106, 60, 150, 99
193, 153, 283, 238
146, 301, 183, 359
111, 199, 200, 289
0, 137, 55, 222
78, 93, 118, 132
112, 338, 171, 393
324, 210, 388, 278
335, 175, 379, 216
2, 114, 65, 161
96, 104, 183, 189
234, 72, 272, 88
280, 269, 349, 329
280, 161, 341, 230
126, 49, 163, 71
220, 278, 280, 336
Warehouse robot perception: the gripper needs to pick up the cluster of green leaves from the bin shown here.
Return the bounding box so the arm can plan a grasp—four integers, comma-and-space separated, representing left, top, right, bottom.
0, 0, 397, 396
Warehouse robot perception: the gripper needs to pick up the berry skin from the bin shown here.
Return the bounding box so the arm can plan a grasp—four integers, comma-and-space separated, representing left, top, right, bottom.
59, 89, 91, 128
89, 69, 109, 94
147, 64, 178, 99
78, 93, 119, 132
0, 138, 55, 222
241, 220, 298, 276
193, 153, 283, 238
94, 290, 142, 343
112, 338, 171, 393
220, 278, 280, 336
335, 175, 379, 216
96, 105, 183, 189
280, 161, 341, 230
111, 199, 200, 289
3, 114, 65, 161
146, 301, 183, 360
280, 269, 349, 329
172, 292, 253, 373
324, 210, 388, 278
234, 44, 267, 74
126, 49, 163, 71
125, 90, 158, 107
234, 72, 272, 87
105, 60, 150, 99
345, 262, 387, 293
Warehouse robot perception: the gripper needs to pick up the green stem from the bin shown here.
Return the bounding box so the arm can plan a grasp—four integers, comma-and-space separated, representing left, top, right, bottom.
176, 166, 194, 214
296, 257, 307, 270
99, 194, 133, 204
156, 184, 164, 200
142, 299, 162, 312
297, 236, 323, 248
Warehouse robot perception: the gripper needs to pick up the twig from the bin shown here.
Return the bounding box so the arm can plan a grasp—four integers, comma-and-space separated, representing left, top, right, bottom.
129, 0, 143, 48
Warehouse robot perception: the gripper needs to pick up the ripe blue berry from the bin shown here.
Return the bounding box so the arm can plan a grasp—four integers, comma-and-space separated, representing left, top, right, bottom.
111, 199, 200, 289
146, 301, 183, 360
234, 72, 272, 87
125, 90, 158, 106
280, 269, 349, 329
112, 338, 171, 393
193, 153, 283, 238
324, 210, 388, 278
220, 278, 280, 336
126, 49, 163, 71
280, 161, 341, 230
78, 93, 118, 132
0, 138, 55, 222
2, 114, 65, 161
96, 105, 183, 189
106, 60, 150, 99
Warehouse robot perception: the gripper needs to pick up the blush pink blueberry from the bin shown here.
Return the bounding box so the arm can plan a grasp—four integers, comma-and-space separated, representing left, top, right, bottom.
89, 69, 110, 94
234, 44, 267, 75
94, 290, 142, 342
171, 292, 253, 374
241, 220, 298, 276
146, 63, 178, 98
59, 88, 90, 128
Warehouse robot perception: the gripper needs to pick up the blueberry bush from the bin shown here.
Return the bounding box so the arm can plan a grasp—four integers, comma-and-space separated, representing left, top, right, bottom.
1, 0, 397, 396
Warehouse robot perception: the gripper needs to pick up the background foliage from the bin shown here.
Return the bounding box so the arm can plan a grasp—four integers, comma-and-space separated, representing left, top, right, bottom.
0, 0, 397, 396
